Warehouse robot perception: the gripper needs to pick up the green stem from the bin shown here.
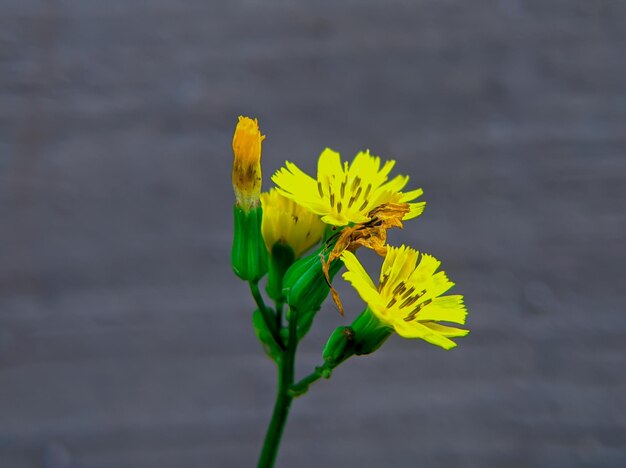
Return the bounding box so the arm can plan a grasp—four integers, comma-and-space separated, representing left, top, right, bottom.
250, 281, 285, 351
275, 300, 284, 330
289, 365, 330, 397
257, 308, 299, 467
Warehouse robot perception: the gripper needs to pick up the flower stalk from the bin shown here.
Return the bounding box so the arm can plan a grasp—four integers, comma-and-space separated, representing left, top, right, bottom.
257, 306, 299, 467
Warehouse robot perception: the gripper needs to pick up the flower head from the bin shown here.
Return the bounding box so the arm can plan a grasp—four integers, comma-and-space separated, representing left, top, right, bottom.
260, 189, 325, 258
341, 245, 469, 350
271, 148, 425, 226
232, 116, 265, 210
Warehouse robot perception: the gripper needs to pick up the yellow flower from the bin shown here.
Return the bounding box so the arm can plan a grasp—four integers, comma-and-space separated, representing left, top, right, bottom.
271, 148, 425, 226
232, 116, 265, 210
260, 189, 326, 258
341, 245, 469, 350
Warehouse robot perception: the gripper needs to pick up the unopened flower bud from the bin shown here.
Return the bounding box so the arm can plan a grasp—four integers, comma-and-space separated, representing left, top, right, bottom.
322, 326, 355, 367
232, 116, 265, 211
282, 246, 342, 313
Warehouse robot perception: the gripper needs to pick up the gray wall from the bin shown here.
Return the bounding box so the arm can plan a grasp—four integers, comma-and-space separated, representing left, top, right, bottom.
1, 1, 625, 467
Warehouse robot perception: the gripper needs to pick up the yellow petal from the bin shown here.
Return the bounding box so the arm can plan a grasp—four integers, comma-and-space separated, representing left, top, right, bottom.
341, 251, 376, 290
398, 187, 424, 202
422, 322, 470, 337
407, 252, 441, 286
317, 148, 343, 181
404, 202, 426, 220
272, 162, 318, 200
416, 295, 467, 324
393, 319, 458, 350
382, 245, 419, 294
378, 174, 409, 194
340, 251, 388, 319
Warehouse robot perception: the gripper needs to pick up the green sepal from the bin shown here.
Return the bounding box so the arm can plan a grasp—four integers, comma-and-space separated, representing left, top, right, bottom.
231, 204, 268, 281
252, 309, 281, 362
351, 307, 393, 355
322, 326, 356, 368
266, 243, 295, 302
282, 245, 343, 314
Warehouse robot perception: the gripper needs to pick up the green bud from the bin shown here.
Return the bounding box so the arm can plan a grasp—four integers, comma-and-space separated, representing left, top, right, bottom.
265, 242, 295, 302
232, 204, 268, 281
252, 309, 281, 362
351, 308, 393, 355
294, 309, 316, 340
282, 246, 343, 313
322, 326, 355, 368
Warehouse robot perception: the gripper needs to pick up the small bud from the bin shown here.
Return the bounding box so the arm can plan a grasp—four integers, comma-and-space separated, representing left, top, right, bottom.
282, 246, 343, 314
322, 326, 355, 367
232, 116, 265, 211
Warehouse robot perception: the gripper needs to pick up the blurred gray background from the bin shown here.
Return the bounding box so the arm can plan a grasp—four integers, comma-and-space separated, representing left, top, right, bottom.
1, 0, 625, 467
